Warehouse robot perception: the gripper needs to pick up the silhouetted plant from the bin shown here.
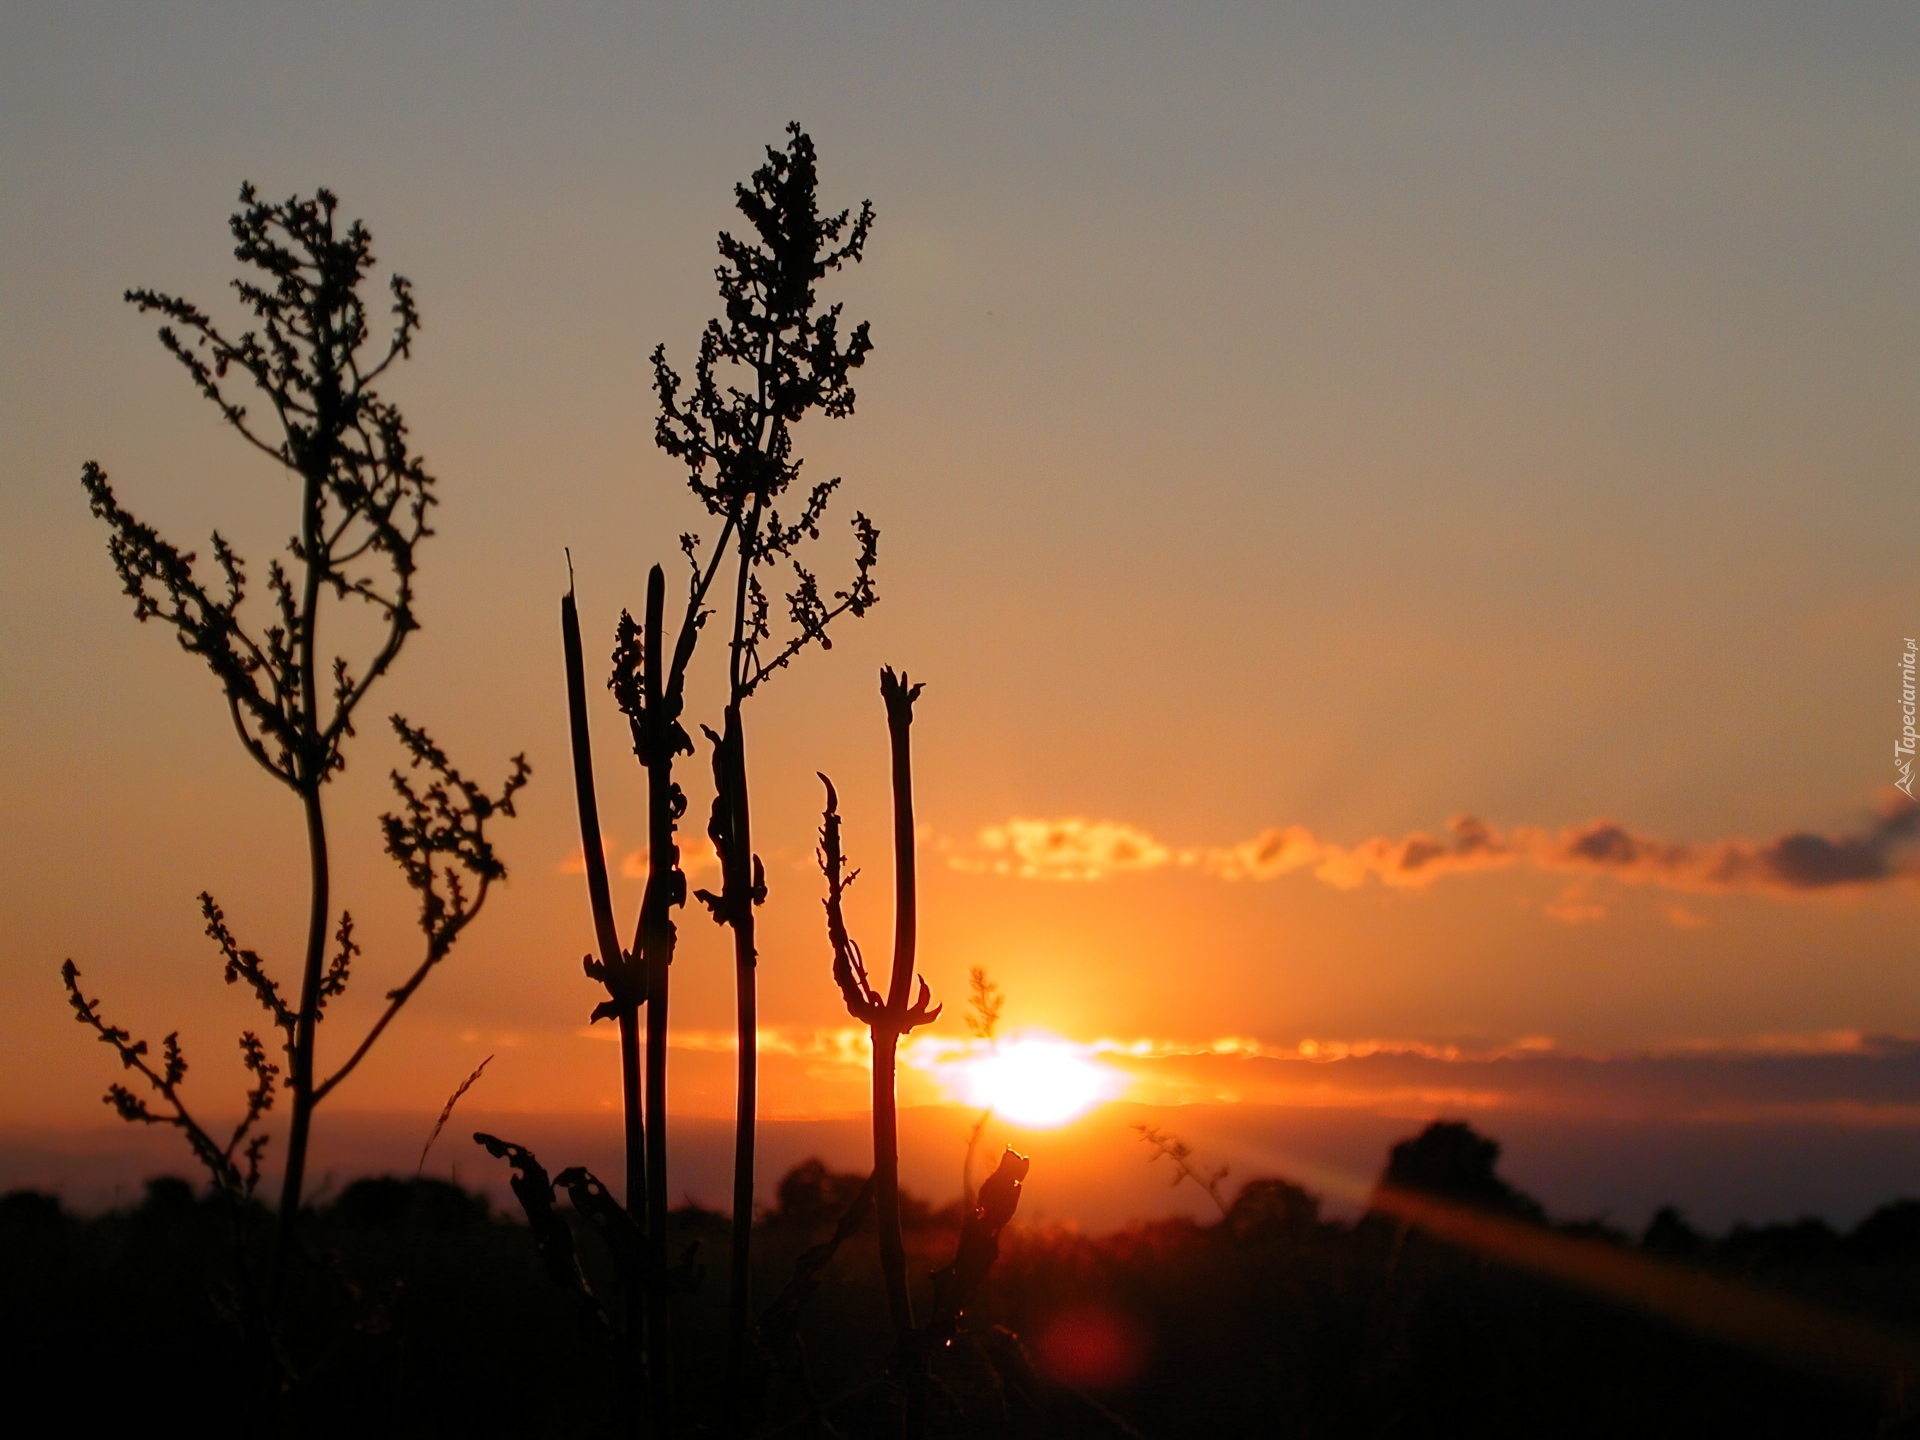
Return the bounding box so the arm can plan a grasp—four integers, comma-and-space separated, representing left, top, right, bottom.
753, 1172, 875, 1428
911, 1149, 1030, 1435
1133, 1124, 1232, 1218
473, 1132, 609, 1339
564, 558, 701, 1429
926, 1146, 1030, 1345
819, 667, 944, 1347
418, 1055, 492, 1175
62, 185, 528, 1342
961, 967, 1005, 1211
656, 121, 881, 1382
478, 127, 880, 1429
818, 686, 1036, 1437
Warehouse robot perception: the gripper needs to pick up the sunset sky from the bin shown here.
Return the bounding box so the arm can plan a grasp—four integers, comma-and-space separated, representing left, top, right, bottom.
3, 3, 1916, 1224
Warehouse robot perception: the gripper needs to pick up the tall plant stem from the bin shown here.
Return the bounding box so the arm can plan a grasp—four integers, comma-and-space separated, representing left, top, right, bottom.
619, 1002, 648, 1420
875, 672, 920, 1339
640, 566, 676, 1434
721, 700, 758, 1392
270, 784, 329, 1307
562, 575, 650, 1420
871, 1024, 908, 1338
270, 469, 331, 1309
562, 576, 644, 1209
617, 1013, 646, 1225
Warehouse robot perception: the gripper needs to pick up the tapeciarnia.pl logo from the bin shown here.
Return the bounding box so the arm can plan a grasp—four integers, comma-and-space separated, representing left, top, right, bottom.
1899, 638, 1917, 800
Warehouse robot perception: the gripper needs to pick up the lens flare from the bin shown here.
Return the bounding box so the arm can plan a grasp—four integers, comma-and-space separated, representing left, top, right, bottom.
1036, 1305, 1148, 1388
950, 1033, 1124, 1127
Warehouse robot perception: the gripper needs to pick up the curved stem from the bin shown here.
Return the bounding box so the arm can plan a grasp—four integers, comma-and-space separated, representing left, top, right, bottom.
271, 784, 327, 1308
269, 460, 331, 1311
311, 876, 491, 1104
727, 497, 764, 697
669, 506, 739, 685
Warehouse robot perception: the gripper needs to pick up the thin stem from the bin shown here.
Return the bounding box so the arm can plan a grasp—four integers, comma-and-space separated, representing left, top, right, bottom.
619, 1003, 647, 1413
720, 498, 767, 1402
560, 577, 642, 1201
872, 1026, 911, 1342
641, 565, 674, 1436
271, 784, 328, 1306
728, 497, 764, 696
874, 672, 921, 1341
562, 567, 649, 1419
669, 505, 740, 683
884, 688, 918, 1015
722, 701, 758, 1394
310, 871, 494, 1103
270, 454, 331, 1307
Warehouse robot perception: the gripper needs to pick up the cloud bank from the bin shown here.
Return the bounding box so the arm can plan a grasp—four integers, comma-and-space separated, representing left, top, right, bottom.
958, 797, 1920, 897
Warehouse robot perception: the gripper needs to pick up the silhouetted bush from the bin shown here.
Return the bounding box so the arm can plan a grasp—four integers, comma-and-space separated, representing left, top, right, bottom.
772, 1157, 870, 1233
332, 1175, 489, 1233
1379, 1119, 1547, 1221
1849, 1199, 1920, 1262
1642, 1203, 1708, 1257
1721, 1216, 1843, 1267
1224, 1176, 1321, 1244
0, 1188, 62, 1236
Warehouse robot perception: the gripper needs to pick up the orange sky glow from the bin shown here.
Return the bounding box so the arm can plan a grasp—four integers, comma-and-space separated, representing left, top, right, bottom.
2, 3, 1917, 1227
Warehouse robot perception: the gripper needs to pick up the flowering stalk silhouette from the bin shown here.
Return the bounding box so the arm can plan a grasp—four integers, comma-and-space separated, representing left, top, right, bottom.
475, 128, 879, 1429
64, 186, 527, 1341
654, 121, 881, 1383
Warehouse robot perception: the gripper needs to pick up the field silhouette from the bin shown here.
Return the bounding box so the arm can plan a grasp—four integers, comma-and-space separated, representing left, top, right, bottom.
7, 1119, 1920, 1437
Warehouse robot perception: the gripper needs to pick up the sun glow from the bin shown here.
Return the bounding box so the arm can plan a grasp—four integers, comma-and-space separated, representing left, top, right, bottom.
942, 1033, 1125, 1127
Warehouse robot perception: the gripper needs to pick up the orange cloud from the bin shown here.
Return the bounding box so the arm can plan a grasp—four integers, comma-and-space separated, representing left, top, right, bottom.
955, 796, 1920, 898
1543, 884, 1608, 925
959, 818, 1173, 880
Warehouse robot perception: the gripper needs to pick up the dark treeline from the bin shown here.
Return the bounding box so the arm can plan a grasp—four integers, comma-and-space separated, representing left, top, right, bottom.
8, 1121, 1920, 1438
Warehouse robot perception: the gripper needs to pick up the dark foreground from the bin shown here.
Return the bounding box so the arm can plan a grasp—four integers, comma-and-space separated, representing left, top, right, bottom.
6, 1148, 1920, 1438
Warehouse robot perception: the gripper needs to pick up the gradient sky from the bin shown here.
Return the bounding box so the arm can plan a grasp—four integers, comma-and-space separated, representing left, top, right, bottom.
3, 4, 1916, 1212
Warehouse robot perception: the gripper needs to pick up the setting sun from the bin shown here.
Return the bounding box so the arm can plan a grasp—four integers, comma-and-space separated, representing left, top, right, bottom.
950, 1034, 1126, 1127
